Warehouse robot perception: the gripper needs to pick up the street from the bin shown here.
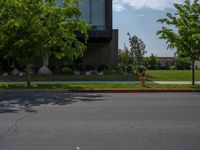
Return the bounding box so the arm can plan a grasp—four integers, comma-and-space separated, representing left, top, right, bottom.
0, 91, 200, 150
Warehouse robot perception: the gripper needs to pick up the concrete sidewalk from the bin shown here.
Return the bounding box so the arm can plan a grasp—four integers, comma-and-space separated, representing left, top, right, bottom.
0, 81, 200, 85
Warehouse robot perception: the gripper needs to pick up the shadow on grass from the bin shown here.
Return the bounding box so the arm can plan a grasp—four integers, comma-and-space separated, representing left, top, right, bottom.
0, 90, 104, 114
0, 84, 86, 90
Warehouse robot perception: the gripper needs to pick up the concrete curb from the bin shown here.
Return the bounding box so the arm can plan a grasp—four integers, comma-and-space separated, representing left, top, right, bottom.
69, 89, 200, 93
1, 89, 200, 93
1, 81, 200, 85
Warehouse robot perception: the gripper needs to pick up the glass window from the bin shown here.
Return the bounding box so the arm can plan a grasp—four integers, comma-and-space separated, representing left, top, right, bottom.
91, 0, 104, 30
79, 0, 105, 30
56, 0, 105, 30
79, 0, 91, 23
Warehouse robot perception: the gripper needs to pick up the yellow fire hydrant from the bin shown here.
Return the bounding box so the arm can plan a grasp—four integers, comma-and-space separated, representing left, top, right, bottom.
139, 76, 147, 86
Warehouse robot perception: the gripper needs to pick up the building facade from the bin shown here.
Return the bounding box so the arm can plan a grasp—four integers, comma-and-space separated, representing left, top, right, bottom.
157, 57, 176, 69
195, 61, 200, 70
78, 0, 118, 67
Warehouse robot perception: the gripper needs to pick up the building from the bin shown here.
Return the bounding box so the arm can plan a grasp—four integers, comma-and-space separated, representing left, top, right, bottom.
195, 61, 200, 70
156, 57, 175, 69
148, 57, 200, 70
77, 0, 118, 67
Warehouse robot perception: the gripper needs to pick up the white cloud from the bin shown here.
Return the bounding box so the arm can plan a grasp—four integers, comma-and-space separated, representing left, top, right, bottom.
113, 0, 194, 12
113, 0, 125, 12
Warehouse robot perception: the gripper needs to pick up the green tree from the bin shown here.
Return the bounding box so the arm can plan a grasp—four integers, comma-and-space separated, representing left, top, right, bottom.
175, 57, 191, 70
157, 0, 200, 85
0, 0, 90, 87
118, 44, 130, 66
146, 54, 157, 70
127, 33, 146, 66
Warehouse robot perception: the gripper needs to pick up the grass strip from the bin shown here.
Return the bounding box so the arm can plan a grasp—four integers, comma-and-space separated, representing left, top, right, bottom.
147, 70, 200, 81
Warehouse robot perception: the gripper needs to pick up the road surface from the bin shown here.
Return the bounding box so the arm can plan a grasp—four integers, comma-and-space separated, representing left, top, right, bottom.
0, 91, 200, 150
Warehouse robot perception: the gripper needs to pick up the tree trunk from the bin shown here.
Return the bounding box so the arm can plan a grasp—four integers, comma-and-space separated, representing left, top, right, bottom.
27, 74, 31, 88
26, 64, 32, 88
42, 54, 49, 67
192, 60, 195, 85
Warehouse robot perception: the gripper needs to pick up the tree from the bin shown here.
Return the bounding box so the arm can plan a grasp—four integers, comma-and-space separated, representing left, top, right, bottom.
175, 57, 191, 70
0, 0, 90, 87
118, 44, 130, 66
157, 0, 200, 85
146, 54, 157, 70
127, 33, 146, 66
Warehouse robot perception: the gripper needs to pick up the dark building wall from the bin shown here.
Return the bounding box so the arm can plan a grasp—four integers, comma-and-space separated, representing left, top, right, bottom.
82, 29, 118, 67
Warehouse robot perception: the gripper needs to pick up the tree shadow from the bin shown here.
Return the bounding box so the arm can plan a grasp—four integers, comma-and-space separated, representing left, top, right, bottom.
0, 90, 105, 113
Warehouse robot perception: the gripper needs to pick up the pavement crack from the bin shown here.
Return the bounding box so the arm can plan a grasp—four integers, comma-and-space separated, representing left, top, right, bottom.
0, 114, 31, 137
0, 104, 49, 138
13, 115, 27, 133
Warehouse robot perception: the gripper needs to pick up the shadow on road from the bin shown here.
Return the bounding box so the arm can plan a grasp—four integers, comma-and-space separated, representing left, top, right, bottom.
0, 90, 104, 113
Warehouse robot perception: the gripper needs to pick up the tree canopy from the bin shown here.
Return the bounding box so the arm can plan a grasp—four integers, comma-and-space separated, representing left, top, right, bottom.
0, 0, 90, 86
157, 0, 200, 84
157, 0, 200, 60
127, 33, 146, 66
146, 54, 157, 70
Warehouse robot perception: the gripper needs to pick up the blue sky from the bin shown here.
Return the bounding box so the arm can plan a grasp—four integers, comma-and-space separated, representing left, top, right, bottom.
112, 0, 193, 57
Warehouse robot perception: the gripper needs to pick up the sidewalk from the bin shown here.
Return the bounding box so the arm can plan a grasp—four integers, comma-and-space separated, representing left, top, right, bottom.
0, 81, 200, 85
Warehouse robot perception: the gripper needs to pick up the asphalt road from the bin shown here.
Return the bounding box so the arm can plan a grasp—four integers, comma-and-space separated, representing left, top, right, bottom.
0, 91, 200, 150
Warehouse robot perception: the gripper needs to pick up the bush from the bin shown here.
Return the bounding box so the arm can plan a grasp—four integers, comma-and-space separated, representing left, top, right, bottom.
61, 67, 73, 74
134, 65, 147, 76
98, 65, 108, 72
127, 64, 134, 72
170, 66, 176, 70
175, 57, 191, 70
114, 65, 124, 74
85, 65, 94, 71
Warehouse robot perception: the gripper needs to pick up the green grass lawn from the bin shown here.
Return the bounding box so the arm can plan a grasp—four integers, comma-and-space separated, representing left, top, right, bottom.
147, 70, 200, 81
0, 84, 200, 90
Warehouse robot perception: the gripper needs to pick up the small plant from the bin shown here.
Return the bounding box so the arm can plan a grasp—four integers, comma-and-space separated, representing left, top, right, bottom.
170, 66, 176, 70
85, 65, 94, 71
134, 65, 147, 86
127, 64, 134, 73
115, 65, 124, 74
134, 65, 147, 76
61, 67, 73, 74
98, 64, 108, 72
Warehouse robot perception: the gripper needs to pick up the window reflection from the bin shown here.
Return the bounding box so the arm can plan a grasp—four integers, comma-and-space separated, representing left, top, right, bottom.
56, 0, 105, 30
79, 0, 105, 30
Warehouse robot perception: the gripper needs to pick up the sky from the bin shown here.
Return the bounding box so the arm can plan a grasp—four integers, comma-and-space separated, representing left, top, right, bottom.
112, 0, 194, 57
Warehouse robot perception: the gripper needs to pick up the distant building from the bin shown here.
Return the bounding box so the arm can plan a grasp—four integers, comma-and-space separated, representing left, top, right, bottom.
147, 56, 200, 70
156, 57, 175, 69
195, 61, 200, 70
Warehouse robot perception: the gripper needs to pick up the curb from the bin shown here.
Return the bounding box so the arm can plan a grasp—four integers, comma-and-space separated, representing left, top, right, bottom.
1, 89, 200, 93
69, 89, 200, 93
1, 81, 200, 85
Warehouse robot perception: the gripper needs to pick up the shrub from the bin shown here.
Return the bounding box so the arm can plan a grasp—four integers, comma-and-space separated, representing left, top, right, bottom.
175, 57, 191, 70
127, 64, 134, 72
134, 65, 147, 76
85, 65, 94, 71
170, 66, 176, 70
115, 65, 124, 74
98, 65, 108, 72
61, 67, 73, 74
